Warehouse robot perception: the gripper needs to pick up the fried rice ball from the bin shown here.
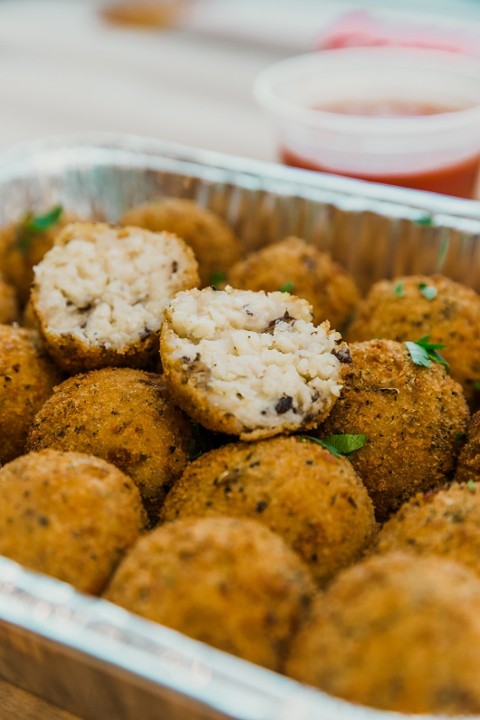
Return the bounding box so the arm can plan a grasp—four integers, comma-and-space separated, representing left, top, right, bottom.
318, 339, 469, 520
160, 435, 376, 586
27, 368, 193, 519
346, 274, 480, 404
0, 324, 62, 464
104, 517, 314, 671
160, 286, 350, 441
31, 222, 199, 373
454, 410, 480, 484
286, 552, 480, 715
121, 198, 241, 287
0, 449, 146, 594
0, 273, 19, 323
0, 205, 73, 306
227, 236, 360, 329
374, 482, 480, 578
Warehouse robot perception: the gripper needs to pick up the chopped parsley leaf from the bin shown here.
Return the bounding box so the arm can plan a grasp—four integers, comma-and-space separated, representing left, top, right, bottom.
210, 270, 226, 289
405, 336, 449, 371
393, 281, 405, 298
415, 214, 433, 227
418, 282, 437, 301
474, 381, 480, 391
16, 204, 63, 253
279, 281, 295, 293
467, 479, 476, 492
301, 433, 367, 457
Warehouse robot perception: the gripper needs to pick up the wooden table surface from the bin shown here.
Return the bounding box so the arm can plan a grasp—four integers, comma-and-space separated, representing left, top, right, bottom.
0, 680, 80, 720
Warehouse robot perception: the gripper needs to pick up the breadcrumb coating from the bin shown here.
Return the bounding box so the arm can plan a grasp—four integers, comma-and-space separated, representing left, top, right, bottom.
0, 324, 62, 463
104, 516, 314, 670
375, 482, 480, 579
0, 449, 146, 594
161, 435, 376, 585
455, 410, 480, 485
227, 236, 359, 328
319, 339, 469, 519
27, 368, 193, 520
346, 274, 480, 404
286, 552, 480, 715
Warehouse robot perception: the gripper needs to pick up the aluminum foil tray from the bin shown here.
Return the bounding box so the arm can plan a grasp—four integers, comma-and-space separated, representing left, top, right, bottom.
0, 134, 479, 720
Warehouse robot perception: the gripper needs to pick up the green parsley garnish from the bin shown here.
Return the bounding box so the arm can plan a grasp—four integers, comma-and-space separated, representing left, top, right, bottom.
210, 270, 226, 289
467, 479, 476, 492
393, 281, 405, 298
278, 281, 295, 293
418, 282, 437, 301
16, 204, 63, 253
301, 433, 367, 457
415, 214, 433, 227
455, 431, 467, 442
474, 381, 480, 391
405, 336, 449, 371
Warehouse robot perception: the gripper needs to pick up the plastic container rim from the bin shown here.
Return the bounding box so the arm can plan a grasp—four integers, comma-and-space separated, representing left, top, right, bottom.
254, 47, 480, 138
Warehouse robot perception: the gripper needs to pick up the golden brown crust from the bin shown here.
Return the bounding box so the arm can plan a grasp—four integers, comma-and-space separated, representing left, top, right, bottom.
319, 338, 469, 520
227, 236, 360, 329
455, 410, 480, 484
374, 482, 480, 578
161, 435, 376, 585
346, 274, 480, 404
121, 198, 241, 287
104, 516, 314, 670
285, 552, 480, 715
0, 211, 74, 306
30, 324, 158, 374
0, 273, 19, 324
0, 449, 146, 594
0, 324, 62, 463
27, 368, 193, 520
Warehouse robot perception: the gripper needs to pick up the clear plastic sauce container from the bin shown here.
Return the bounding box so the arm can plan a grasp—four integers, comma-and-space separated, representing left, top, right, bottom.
254, 48, 480, 198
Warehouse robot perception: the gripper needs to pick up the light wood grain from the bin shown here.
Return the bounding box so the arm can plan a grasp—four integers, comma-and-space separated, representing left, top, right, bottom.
0, 680, 81, 720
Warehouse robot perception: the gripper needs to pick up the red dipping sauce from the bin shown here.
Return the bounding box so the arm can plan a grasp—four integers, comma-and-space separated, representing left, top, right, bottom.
281, 100, 480, 198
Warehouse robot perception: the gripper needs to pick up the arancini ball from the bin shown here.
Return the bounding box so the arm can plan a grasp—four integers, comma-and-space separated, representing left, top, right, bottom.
104, 516, 314, 671
0, 449, 146, 594
161, 435, 376, 585
27, 368, 193, 519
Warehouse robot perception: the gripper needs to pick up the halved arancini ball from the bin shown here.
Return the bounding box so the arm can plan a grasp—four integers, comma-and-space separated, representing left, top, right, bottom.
31, 222, 199, 372
160, 286, 351, 440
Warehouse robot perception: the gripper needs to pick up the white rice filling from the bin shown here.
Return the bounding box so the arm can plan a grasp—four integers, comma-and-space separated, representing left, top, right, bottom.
34, 225, 196, 349
166, 287, 345, 431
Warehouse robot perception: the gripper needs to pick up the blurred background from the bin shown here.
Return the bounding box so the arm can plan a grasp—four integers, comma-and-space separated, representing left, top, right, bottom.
1, 0, 480, 189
